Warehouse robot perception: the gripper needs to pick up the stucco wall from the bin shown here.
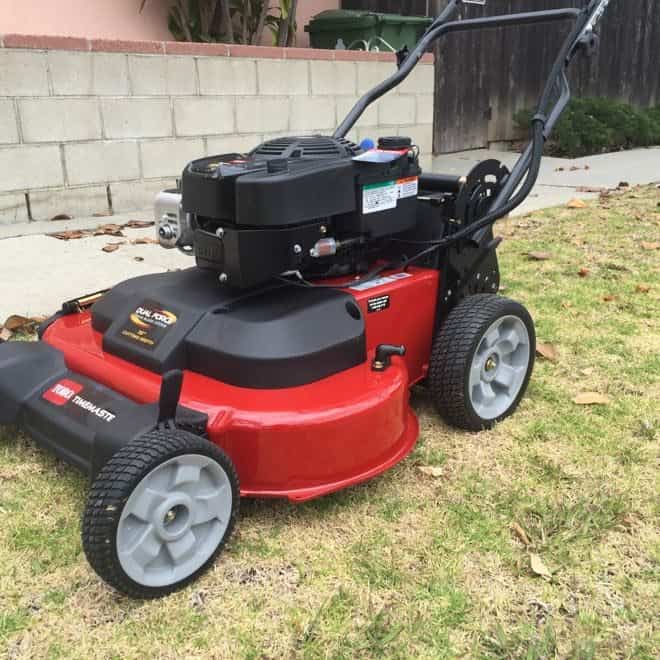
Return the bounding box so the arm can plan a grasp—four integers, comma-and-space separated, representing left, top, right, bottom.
0, 0, 173, 41
0, 0, 340, 47
0, 36, 434, 225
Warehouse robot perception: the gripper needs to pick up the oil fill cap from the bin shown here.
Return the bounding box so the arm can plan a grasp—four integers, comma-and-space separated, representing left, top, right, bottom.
378, 136, 412, 150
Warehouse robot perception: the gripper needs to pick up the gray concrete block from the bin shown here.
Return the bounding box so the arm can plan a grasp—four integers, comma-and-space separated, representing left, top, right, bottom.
20, 98, 102, 143
310, 61, 356, 96
93, 53, 130, 95
129, 55, 197, 96
257, 59, 308, 95
198, 57, 257, 96
101, 98, 172, 139
378, 95, 416, 126
141, 138, 204, 179
236, 97, 288, 134
417, 94, 434, 125
356, 62, 393, 96
28, 185, 110, 221
207, 134, 259, 156
398, 64, 434, 95
407, 124, 434, 154
65, 141, 140, 185
110, 178, 175, 213
0, 50, 49, 96
290, 96, 335, 132
0, 193, 28, 225
0, 99, 19, 144
174, 97, 235, 137
49, 51, 93, 95
0, 145, 64, 192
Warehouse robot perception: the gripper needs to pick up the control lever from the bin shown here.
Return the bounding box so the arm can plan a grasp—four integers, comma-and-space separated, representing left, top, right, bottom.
158, 369, 184, 425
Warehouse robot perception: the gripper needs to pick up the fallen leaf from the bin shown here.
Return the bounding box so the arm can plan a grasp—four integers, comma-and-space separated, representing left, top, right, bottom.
94, 224, 125, 237
131, 237, 158, 245
123, 220, 155, 229
602, 295, 616, 302
528, 251, 552, 261
48, 230, 87, 240
93, 210, 113, 217
578, 267, 590, 278
134, 256, 145, 262
640, 241, 659, 250
50, 213, 72, 221
418, 466, 444, 478
635, 284, 651, 294
0, 327, 13, 342
567, 198, 587, 209
2, 315, 44, 335
529, 553, 552, 580
574, 392, 610, 405
536, 342, 558, 362
3, 315, 31, 331
102, 241, 126, 253
511, 522, 531, 546
555, 166, 565, 172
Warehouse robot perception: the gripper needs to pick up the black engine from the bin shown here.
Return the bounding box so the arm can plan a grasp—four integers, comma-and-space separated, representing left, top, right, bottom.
169, 135, 422, 288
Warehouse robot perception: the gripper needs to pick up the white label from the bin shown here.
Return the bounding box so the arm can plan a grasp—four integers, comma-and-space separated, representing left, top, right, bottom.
398, 176, 418, 199
350, 272, 412, 292
362, 181, 398, 215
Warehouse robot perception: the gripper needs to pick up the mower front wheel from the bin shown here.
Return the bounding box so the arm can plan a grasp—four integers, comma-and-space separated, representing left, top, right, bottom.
429, 294, 535, 431
82, 429, 239, 599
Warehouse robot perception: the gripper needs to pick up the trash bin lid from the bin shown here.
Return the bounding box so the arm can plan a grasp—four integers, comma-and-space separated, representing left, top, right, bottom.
306, 9, 380, 32
379, 14, 433, 26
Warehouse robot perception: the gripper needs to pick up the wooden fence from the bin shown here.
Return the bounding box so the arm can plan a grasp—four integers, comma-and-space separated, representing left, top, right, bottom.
343, 0, 660, 152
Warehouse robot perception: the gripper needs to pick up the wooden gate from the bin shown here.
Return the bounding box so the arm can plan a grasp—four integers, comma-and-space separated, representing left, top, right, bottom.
432, 0, 660, 153
343, 1, 660, 153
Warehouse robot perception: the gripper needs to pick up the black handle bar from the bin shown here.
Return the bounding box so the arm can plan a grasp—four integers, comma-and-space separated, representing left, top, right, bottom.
334, 0, 612, 235
334, 5, 581, 139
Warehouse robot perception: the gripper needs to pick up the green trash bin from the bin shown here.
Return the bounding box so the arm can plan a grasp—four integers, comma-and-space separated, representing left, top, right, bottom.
305, 10, 432, 53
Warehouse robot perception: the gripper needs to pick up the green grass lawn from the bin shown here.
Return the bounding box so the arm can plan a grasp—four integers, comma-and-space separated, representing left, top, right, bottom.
1, 186, 658, 659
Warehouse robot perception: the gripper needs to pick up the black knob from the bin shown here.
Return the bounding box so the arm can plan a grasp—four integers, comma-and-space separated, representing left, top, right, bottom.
267, 158, 289, 174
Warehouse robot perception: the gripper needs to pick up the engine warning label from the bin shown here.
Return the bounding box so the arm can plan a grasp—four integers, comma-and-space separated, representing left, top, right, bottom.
362, 177, 419, 214
120, 299, 178, 350
42, 379, 116, 423
398, 176, 419, 199
367, 295, 390, 313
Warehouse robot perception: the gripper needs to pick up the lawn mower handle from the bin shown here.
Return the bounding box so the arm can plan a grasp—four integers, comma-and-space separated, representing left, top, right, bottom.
334, 0, 611, 251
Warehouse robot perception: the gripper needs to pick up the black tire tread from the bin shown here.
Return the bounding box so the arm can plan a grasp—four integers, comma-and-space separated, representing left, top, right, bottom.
429, 294, 535, 431
82, 428, 239, 599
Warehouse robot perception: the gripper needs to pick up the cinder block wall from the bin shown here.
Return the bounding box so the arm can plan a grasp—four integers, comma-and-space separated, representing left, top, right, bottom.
0, 35, 434, 226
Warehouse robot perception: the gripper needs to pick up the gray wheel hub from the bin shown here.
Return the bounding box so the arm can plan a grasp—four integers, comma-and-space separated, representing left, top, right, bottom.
117, 453, 232, 588
468, 315, 530, 421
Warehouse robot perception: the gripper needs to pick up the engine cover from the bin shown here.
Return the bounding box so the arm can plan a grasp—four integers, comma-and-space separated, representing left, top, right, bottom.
180, 135, 422, 288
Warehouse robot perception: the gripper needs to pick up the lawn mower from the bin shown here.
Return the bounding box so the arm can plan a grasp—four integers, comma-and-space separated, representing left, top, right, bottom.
0, 0, 611, 598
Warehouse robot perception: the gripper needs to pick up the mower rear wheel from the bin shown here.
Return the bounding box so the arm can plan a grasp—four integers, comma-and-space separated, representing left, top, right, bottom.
429, 294, 535, 431
82, 429, 239, 599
